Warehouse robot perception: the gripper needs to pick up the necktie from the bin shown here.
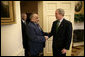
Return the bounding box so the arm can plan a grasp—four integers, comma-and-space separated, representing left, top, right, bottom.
56, 20, 60, 32
24, 22, 26, 25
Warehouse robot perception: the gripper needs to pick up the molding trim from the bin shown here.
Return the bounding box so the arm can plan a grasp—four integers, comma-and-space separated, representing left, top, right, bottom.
12, 48, 24, 56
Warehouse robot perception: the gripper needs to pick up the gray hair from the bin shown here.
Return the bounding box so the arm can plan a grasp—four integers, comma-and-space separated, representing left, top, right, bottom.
56, 8, 65, 16
29, 13, 38, 20
29, 13, 34, 20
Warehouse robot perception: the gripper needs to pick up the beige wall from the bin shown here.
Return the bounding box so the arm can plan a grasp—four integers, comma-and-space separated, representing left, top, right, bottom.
1, 1, 24, 56
38, 1, 43, 28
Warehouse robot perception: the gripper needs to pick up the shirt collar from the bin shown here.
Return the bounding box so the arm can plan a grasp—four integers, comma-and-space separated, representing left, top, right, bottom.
56, 18, 64, 22
22, 19, 26, 25
30, 21, 38, 25
60, 18, 63, 23
22, 19, 25, 23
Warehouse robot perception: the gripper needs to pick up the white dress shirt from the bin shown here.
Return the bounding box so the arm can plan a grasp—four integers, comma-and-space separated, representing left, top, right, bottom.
58, 18, 64, 27
22, 19, 26, 25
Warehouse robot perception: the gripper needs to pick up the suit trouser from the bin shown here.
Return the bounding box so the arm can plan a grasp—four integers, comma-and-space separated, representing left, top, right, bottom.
25, 49, 29, 56
53, 48, 66, 56
30, 51, 43, 56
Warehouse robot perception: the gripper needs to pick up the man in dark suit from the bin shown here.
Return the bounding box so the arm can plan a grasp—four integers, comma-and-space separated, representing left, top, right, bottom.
27, 13, 48, 56
21, 13, 29, 56
47, 8, 72, 56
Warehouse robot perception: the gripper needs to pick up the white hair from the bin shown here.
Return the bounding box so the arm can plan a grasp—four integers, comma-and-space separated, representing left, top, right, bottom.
29, 13, 38, 20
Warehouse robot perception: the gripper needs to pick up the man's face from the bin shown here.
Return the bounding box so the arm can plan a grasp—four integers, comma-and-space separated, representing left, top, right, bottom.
22, 14, 27, 21
55, 10, 61, 20
31, 14, 39, 24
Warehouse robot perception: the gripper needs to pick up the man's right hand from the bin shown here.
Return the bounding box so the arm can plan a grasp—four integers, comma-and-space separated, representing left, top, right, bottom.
44, 36, 48, 40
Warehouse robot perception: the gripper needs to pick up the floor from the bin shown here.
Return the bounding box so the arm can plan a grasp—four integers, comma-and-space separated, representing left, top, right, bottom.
71, 45, 84, 56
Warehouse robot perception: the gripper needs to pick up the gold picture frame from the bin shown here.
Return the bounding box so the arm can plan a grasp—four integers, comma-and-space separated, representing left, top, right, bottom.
1, 1, 16, 25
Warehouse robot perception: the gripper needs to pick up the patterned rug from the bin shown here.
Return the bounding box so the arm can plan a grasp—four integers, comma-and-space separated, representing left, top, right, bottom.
71, 45, 84, 56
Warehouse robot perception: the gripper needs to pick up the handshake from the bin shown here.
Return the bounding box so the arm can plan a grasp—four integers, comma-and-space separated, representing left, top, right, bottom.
44, 36, 49, 40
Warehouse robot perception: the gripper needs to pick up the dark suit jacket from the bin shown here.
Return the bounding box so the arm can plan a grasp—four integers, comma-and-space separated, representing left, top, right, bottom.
21, 20, 29, 49
27, 22, 47, 55
49, 19, 72, 50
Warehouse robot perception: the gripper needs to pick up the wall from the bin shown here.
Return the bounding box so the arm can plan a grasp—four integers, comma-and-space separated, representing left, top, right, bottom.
1, 1, 24, 56
20, 1, 38, 13
38, 1, 43, 28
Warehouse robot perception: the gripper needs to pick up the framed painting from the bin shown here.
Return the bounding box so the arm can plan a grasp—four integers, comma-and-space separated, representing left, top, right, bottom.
1, 1, 16, 25
74, 1, 84, 22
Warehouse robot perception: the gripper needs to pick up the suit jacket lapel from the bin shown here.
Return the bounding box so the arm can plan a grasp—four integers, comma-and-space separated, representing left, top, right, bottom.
33, 23, 43, 34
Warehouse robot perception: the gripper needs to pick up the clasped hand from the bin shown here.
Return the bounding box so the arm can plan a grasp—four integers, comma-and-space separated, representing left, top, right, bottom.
44, 36, 49, 40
